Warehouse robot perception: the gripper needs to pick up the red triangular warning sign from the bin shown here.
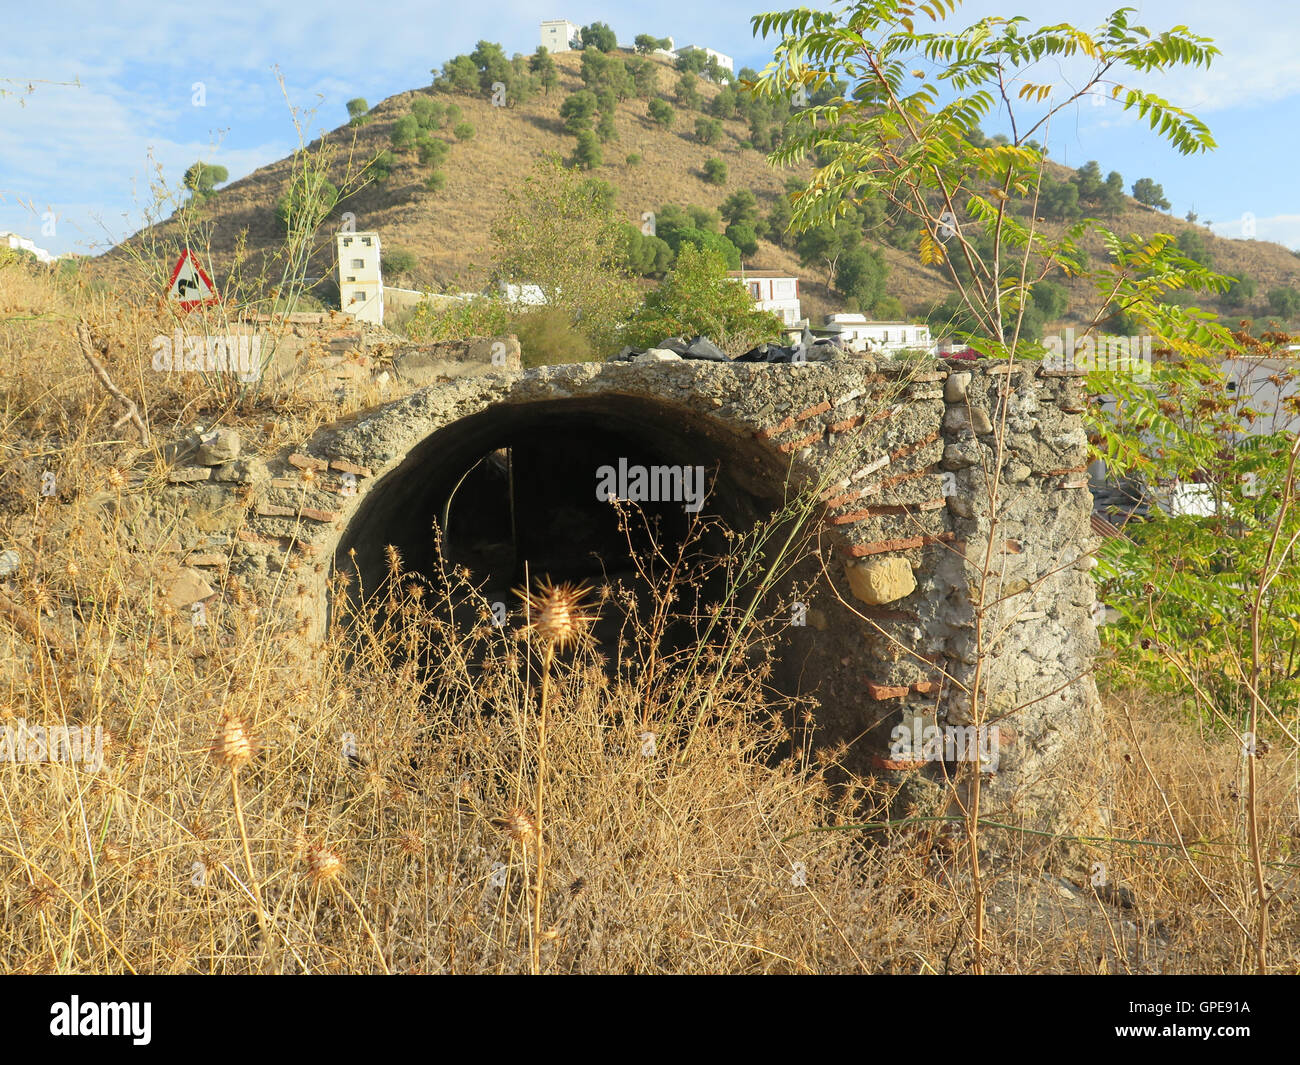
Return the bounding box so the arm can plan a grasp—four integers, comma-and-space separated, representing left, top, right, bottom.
168, 248, 218, 310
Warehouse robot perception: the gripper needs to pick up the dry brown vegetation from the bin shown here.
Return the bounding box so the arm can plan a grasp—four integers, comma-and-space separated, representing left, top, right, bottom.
1, 256, 1298, 973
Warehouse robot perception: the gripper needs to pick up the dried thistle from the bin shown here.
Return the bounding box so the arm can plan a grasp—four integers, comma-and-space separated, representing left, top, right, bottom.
513, 578, 596, 651
491, 806, 537, 846
306, 845, 344, 887
210, 713, 255, 770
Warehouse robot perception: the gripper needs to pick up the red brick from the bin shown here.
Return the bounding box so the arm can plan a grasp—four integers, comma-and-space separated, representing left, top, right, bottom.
755, 415, 795, 441
778, 429, 823, 453
257, 504, 296, 517
329, 458, 373, 477
299, 507, 340, 523
866, 680, 910, 700
828, 414, 865, 433
796, 400, 831, 422
288, 453, 329, 471
842, 532, 954, 558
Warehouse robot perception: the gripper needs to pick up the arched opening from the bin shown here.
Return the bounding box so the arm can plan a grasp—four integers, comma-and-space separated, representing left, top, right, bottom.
333, 393, 803, 664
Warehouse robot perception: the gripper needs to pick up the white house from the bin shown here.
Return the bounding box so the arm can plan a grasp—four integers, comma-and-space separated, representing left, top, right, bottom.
822, 314, 933, 354
674, 45, 734, 74
337, 231, 384, 325
1, 232, 56, 263
728, 270, 801, 326
1222, 350, 1300, 438
540, 19, 581, 54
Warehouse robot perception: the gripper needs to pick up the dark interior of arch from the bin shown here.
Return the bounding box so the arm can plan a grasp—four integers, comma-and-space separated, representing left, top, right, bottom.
333, 393, 805, 667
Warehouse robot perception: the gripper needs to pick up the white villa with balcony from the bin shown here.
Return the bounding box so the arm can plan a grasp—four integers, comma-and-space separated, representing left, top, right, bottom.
728, 270, 802, 326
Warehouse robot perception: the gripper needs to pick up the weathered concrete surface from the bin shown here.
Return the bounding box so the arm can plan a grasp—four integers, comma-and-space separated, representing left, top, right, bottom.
120, 348, 1104, 836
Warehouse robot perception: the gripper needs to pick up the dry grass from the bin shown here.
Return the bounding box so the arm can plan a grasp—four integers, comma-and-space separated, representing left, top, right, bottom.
2, 255, 1299, 974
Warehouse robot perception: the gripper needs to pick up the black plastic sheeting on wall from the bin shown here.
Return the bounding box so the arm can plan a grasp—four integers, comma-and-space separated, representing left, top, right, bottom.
610, 328, 849, 365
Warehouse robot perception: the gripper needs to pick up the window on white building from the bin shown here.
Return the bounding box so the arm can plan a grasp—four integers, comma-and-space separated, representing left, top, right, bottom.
353, 291, 366, 302
351, 258, 364, 269
361, 237, 372, 246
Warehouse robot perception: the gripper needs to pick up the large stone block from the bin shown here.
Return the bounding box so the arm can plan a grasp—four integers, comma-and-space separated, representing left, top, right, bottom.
845, 556, 916, 605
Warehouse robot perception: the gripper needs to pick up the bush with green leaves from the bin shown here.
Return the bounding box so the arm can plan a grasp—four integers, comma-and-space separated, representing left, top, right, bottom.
623, 243, 784, 352
676, 72, 702, 110
702, 157, 727, 185
621, 225, 675, 277
1132, 177, 1171, 210
580, 21, 617, 52
834, 245, 889, 310
626, 152, 642, 166
724, 222, 759, 257
573, 130, 602, 169
453, 122, 475, 141
411, 97, 445, 129
531, 47, 559, 94
346, 98, 369, 124
560, 90, 598, 133
694, 117, 723, 144
184, 161, 228, 200
1266, 286, 1300, 320
648, 98, 674, 127
634, 34, 672, 54
425, 171, 447, 192
391, 114, 421, 149
510, 307, 597, 366
368, 150, 396, 182
490, 154, 638, 352
382, 247, 418, 279
417, 136, 449, 168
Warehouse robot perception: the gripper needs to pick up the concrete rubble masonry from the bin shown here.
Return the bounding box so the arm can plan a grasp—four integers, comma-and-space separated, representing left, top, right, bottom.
119, 343, 1100, 836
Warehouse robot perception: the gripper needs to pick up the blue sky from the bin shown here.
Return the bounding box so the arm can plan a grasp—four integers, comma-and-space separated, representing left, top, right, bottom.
2, 0, 1297, 258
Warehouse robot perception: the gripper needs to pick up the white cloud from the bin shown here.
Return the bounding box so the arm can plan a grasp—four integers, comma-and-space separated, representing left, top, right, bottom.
1211, 213, 1300, 251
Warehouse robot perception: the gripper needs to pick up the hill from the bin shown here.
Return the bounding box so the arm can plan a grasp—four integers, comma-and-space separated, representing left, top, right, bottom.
102, 47, 1300, 334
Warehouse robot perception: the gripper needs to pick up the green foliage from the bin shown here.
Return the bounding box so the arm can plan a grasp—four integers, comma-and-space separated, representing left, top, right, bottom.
453, 122, 475, 141
702, 157, 727, 185
648, 98, 674, 127
1039, 176, 1080, 220
1224, 274, 1256, 309
561, 90, 598, 133
369, 150, 396, 181
835, 245, 889, 310
1177, 228, 1214, 267
623, 243, 784, 352
694, 117, 723, 144
725, 222, 759, 257
676, 50, 707, 75
711, 87, 738, 119
581, 49, 635, 99
382, 247, 418, 278
417, 136, 449, 168
406, 294, 510, 342
626, 152, 643, 166
446, 103, 462, 124
346, 97, 369, 123
425, 171, 447, 192
1266, 286, 1300, 320
183, 161, 228, 199
621, 224, 675, 277
510, 307, 596, 366
531, 47, 559, 94
721, 190, 759, 228
411, 97, 445, 129
873, 294, 905, 319
490, 153, 637, 353
676, 72, 702, 110
596, 110, 618, 143
391, 114, 421, 149
274, 172, 338, 233
580, 21, 617, 52
572, 130, 603, 169
1133, 177, 1172, 210
625, 56, 659, 98
437, 54, 480, 94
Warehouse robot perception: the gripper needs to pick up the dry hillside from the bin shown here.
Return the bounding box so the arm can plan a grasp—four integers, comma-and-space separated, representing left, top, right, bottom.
99, 47, 1300, 330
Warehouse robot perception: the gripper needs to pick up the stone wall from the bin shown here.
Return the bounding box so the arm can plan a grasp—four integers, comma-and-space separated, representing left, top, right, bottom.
125, 347, 1102, 833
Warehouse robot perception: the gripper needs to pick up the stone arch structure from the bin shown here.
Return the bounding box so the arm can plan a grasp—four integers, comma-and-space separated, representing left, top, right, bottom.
153, 356, 1103, 830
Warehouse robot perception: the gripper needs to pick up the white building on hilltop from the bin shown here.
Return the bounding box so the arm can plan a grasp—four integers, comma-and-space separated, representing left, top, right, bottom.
728, 270, 802, 326
674, 44, 734, 73
337, 231, 384, 325
541, 19, 581, 54
1, 232, 56, 263
822, 314, 933, 354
